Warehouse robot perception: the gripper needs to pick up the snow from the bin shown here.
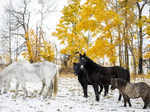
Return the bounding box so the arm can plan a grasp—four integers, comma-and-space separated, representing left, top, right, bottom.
0, 77, 150, 112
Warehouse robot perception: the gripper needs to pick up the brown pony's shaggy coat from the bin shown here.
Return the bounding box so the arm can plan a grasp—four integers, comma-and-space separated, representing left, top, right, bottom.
111, 78, 150, 109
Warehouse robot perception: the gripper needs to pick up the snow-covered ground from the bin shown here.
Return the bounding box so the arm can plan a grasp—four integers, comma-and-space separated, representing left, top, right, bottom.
0, 77, 150, 112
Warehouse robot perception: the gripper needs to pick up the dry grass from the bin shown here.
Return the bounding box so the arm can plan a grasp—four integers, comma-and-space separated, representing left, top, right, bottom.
59, 73, 76, 78
130, 74, 150, 81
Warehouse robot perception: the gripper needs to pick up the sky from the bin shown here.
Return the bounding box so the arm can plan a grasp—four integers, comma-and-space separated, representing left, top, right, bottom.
0, 0, 67, 57
0, 0, 67, 29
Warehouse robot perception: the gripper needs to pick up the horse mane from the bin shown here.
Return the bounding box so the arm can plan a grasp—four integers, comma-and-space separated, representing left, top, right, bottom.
83, 55, 103, 70
117, 78, 128, 88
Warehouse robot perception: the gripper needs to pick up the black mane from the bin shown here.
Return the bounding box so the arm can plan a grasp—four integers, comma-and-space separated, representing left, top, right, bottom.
80, 55, 103, 74
116, 78, 128, 88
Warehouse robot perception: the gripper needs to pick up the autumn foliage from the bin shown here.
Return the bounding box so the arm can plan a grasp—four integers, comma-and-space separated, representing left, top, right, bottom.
52, 0, 150, 74
52, 0, 122, 64
22, 29, 55, 62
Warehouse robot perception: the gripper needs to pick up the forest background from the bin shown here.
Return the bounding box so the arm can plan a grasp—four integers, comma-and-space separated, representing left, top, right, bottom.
0, 0, 150, 76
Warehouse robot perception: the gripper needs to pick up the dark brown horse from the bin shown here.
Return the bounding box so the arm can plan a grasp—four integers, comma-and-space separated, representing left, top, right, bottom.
73, 62, 108, 98
111, 78, 150, 109
78, 53, 130, 101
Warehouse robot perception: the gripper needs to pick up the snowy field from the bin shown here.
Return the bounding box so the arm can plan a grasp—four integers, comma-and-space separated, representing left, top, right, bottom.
0, 77, 150, 112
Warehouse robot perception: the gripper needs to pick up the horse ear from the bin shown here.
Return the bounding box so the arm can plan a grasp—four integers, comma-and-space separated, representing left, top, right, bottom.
79, 53, 82, 57
73, 62, 77, 65
83, 52, 86, 56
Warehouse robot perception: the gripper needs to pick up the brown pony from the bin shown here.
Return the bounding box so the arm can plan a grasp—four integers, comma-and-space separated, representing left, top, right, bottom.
111, 78, 150, 109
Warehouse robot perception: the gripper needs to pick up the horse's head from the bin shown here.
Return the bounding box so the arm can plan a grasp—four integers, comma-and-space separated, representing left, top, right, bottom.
79, 53, 89, 66
73, 62, 86, 76
73, 62, 81, 76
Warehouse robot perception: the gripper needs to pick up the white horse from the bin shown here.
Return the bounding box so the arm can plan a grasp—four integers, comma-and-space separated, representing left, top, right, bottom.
0, 61, 58, 98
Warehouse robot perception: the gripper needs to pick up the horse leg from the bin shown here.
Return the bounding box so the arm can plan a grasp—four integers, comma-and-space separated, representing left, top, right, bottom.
15, 82, 19, 97
126, 96, 131, 107
123, 94, 127, 107
128, 98, 132, 107
98, 84, 103, 94
143, 103, 148, 109
143, 101, 148, 109
22, 82, 28, 98
7, 81, 11, 92
53, 74, 58, 96
39, 79, 46, 95
49, 81, 53, 97
46, 81, 53, 98
3, 80, 11, 94
142, 97, 149, 109
118, 92, 122, 101
92, 84, 99, 101
81, 83, 88, 98
104, 85, 109, 96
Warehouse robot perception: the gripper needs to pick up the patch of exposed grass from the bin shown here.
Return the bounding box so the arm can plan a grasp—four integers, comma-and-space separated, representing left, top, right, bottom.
9, 90, 16, 93
145, 74, 150, 79
104, 95, 113, 99
59, 73, 76, 78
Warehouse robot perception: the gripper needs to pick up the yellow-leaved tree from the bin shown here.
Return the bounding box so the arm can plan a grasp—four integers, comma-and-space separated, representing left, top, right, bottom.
53, 0, 123, 65
52, 0, 89, 63
22, 29, 55, 62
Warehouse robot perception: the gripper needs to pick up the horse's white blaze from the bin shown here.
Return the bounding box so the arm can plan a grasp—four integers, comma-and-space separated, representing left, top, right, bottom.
0, 61, 58, 97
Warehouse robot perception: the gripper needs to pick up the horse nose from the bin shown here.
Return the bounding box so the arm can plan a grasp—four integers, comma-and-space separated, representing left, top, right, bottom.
80, 65, 84, 69
111, 86, 112, 89
111, 86, 114, 90
74, 73, 78, 76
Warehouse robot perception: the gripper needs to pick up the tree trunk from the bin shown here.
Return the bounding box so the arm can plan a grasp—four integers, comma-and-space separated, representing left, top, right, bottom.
138, 26, 143, 74
115, 0, 123, 67
124, 0, 129, 70
129, 47, 137, 75
136, 1, 147, 74
125, 43, 129, 70
8, 6, 12, 64
118, 34, 122, 67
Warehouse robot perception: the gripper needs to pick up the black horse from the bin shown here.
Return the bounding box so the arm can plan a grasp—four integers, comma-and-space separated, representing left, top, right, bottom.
73, 62, 108, 98
79, 53, 130, 101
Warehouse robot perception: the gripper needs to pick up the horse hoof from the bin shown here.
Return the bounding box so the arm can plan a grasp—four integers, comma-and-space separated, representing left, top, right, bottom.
96, 98, 99, 102
96, 99, 99, 102
104, 94, 107, 97
118, 98, 121, 101
84, 95, 88, 98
